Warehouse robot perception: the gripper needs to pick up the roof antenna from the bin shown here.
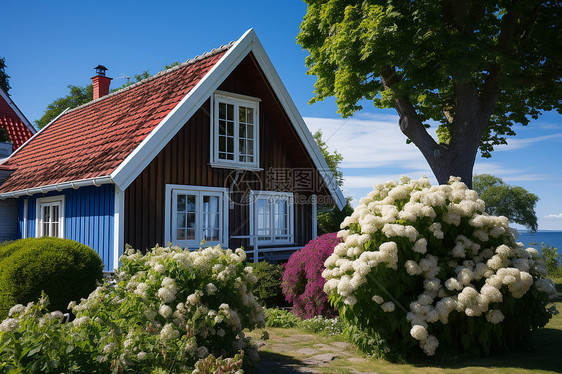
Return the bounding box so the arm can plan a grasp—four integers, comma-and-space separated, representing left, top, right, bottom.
115, 73, 130, 86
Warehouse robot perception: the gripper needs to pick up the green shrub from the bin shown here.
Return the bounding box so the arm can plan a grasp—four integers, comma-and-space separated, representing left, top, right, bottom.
299, 315, 345, 336
0, 127, 9, 143
247, 261, 286, 308
540, 243, 562, 277
265, 308, 300, 328
324, 177, 558, 357
0, 244, 264, 373
0, 237, 103, 319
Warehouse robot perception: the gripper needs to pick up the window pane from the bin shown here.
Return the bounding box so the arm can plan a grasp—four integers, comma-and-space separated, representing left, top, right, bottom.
177, 229, 186, 240
247, 140, 254, 155
219, 120, 226, 135
203, 196, 219, 213
257, 199, 266, 215
219, 103, 226, 119
43, 222, 49, 237
239, 123, 246, 138
227, 122, 234, 137
52, 223, 60, 238
52, 205, 59, 223
177, 213, 186, 228
187, 213, 196, 229
246, 124, 254, 140
219, 137, 226, 154
186, 196, 196, 212
246, 108, 254, 124
239, 139, 246, 155
227, 103, 234, 120
186, 229, 195, 241
239, 106, 246, 122
227, 137, 233, 153
44, 206, 50, 223
177, 195, 186, 212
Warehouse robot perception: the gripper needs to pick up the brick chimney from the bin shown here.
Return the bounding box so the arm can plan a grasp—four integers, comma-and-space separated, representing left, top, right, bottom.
91, 65, 112, 100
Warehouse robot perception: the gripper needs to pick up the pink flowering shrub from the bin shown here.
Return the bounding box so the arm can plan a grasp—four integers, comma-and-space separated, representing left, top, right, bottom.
282, 233, 340, 319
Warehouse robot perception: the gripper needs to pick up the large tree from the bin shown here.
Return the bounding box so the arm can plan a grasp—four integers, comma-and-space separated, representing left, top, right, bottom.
298, 1, 562, 187
473, 174, 538, 231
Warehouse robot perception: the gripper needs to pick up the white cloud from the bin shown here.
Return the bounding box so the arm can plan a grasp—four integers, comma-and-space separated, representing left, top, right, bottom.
473, 162, 549, 182
494, 133, 562, 152
304, 115, 433, 170
544, 213, 562, 219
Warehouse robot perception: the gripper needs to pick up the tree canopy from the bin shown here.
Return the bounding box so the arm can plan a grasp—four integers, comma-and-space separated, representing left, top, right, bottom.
0, 57, 10, 94
473, 174, 538, 231
35, 85, 93, 129
313, 129, 354, 234
298, 1, 562, 187
313, 129, 344, 187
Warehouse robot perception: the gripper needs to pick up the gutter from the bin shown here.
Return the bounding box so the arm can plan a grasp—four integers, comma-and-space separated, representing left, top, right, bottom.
0, 176, 115, 200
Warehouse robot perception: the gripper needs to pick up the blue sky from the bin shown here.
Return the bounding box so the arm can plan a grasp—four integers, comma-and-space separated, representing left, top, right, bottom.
3, 1, 561, 230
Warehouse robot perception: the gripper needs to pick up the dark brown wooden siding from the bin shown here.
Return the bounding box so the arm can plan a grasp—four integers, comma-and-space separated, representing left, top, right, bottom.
124, 53, 332, 252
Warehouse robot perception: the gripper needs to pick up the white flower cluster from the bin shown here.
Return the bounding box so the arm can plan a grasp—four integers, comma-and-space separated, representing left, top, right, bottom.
323, 176, 555, 356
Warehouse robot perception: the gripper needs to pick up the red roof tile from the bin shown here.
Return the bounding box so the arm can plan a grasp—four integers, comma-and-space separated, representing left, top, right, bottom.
0, 47, 228, 194
0, 94, 35, 151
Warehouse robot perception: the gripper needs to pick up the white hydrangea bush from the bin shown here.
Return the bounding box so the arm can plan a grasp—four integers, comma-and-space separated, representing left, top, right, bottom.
0, 244, 263, 373
323, 176, 557, 357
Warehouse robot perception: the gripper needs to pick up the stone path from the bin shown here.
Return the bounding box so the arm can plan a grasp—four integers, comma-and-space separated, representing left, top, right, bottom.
253, 332, 378, 374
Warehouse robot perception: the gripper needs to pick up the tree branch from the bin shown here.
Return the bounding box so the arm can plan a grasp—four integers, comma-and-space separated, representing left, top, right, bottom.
380, 66, 438, 158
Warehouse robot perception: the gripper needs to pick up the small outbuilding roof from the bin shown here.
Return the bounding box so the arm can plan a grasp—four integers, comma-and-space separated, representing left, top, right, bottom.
0, 87, 36, 151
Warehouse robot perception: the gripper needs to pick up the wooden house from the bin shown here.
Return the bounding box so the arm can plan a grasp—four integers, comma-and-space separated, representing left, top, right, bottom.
0, 30, 345, 271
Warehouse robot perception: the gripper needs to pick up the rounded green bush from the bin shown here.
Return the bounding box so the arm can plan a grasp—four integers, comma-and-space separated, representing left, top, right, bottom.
247, 261, 287, 308
0, 237, 103, 319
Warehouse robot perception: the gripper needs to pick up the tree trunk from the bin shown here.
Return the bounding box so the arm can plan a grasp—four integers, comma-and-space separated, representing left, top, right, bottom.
380, 69, 497, 190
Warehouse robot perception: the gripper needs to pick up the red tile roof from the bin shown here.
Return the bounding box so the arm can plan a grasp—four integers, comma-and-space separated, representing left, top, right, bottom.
0, 46, 228, 194
0, 93, 35, 151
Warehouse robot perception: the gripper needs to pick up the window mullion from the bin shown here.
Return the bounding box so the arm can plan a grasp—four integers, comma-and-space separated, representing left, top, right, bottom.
195, 192, 201, 245
234, 103, 239, 162
270, 199, 275, 244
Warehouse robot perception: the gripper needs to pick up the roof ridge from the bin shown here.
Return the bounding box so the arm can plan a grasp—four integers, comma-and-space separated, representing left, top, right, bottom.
63, 41, 234, 116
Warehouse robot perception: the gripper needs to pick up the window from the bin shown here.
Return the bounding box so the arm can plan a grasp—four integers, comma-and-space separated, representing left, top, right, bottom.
36, 196, 64, 238
250, 191, 294, 245
211, 91, 260, 169
165, 185, 228, 248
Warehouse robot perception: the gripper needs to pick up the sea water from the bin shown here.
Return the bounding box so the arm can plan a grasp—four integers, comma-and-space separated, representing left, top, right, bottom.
517, 230, 562, 256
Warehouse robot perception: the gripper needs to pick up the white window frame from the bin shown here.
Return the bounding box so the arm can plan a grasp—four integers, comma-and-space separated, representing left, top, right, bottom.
164, 185, 229, 249
249, 190, 294, 245
35, 195, 65, 238
210, 91, 260, 170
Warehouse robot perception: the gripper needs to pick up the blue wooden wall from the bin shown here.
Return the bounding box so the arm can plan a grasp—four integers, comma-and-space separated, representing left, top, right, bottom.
17, 184, 115, 270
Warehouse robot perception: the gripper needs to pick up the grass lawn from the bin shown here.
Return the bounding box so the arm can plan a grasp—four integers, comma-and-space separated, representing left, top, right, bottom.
250, 280, 562, 374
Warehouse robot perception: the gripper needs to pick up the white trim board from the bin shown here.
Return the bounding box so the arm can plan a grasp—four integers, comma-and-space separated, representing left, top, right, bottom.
113, 186, 125, 272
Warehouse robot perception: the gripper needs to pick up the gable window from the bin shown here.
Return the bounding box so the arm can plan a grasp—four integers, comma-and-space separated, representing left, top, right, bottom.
36, 196, 64, 238
165, 185, 229, 248
211, 91, 260, 169
250, 191, 294, 245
